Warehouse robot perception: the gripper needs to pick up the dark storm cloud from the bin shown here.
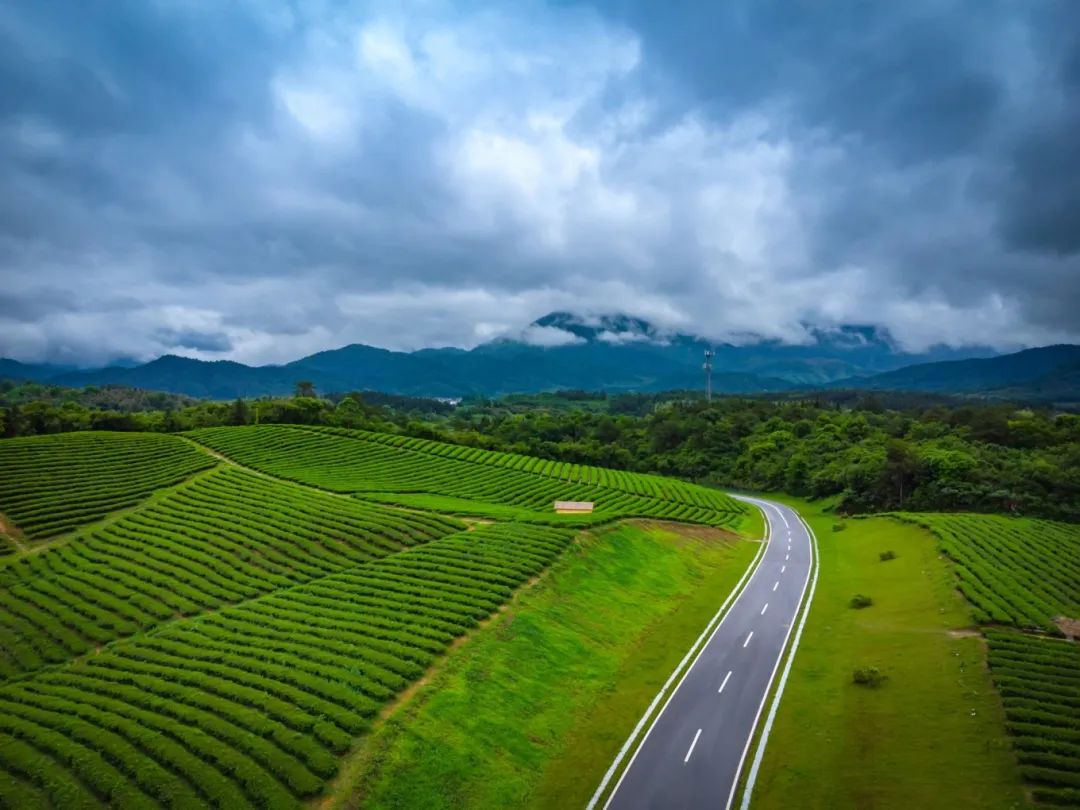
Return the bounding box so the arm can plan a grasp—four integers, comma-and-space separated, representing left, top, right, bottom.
0, 0, 1077, 365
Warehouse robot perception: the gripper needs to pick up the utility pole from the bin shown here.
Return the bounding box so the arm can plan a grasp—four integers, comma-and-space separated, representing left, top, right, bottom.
703, 349, 714, 402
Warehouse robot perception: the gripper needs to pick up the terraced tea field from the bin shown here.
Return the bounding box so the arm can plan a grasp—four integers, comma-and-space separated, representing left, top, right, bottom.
0, 466, 463, 679
898, 512, 1080, 803
188, 425, 745, 528
896, 513, 1080, 632
0, 432, 214, 540
0, 427, 753, 808
0, 522, 572, 809
986, 630, 1080, 806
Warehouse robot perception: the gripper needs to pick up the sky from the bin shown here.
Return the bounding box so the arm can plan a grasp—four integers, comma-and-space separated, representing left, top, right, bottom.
1, 0, 1078, 367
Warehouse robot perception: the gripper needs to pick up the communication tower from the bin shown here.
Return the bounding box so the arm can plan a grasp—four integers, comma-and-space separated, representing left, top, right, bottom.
703, 349, 714, 402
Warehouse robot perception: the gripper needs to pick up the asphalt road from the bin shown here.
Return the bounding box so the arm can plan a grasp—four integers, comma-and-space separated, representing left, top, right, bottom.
604, 497, 813, 810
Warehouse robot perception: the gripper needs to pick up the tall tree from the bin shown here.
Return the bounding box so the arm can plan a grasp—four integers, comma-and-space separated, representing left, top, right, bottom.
882, 439, 918, 508
294, 380, 316, 398
230, 398, 250, 426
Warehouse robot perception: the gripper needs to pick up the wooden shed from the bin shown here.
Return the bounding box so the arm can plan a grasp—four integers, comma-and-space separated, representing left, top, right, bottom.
554, 500, 595, 514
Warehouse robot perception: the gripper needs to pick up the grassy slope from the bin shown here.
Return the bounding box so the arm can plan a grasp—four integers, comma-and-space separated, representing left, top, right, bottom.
339, 521, 759, 809
750, 497, 1026, 809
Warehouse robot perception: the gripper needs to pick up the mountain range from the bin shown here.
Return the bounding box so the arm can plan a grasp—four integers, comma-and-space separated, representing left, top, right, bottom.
1, 313, 1077, 404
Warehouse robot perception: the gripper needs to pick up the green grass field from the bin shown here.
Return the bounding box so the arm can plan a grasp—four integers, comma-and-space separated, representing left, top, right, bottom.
340, 521, 758, 809
748, 499, 1027, 809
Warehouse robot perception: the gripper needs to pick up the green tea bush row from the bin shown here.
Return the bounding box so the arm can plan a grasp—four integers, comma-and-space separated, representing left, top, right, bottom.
986, 630, 1080, 803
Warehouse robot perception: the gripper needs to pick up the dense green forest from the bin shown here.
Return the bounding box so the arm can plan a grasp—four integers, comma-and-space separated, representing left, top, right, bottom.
2, 381, 1077, 522
455, 395, 1080, 521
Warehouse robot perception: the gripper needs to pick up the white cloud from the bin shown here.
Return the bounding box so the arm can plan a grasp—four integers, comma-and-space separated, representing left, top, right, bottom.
596, 330, 657, 345
518, 325, 585, 347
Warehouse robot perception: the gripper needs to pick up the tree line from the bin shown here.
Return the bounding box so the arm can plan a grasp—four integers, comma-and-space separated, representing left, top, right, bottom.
443, 396, 1080, 521
2, 378, 1077, 522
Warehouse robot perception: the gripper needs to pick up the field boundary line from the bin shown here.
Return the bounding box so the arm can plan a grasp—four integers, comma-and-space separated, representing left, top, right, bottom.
587, 500, 770, 810
734, 503, 820, 810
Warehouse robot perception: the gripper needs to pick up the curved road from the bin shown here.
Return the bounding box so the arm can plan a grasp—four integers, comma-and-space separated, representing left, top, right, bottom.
602, 497, 815, 810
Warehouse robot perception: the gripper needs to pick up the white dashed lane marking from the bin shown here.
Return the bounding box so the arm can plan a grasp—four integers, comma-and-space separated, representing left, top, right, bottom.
718, 670, 732, 694
684, 729, 702, 763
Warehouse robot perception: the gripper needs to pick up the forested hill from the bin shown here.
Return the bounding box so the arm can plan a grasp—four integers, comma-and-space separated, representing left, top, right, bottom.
837, 344, 1080, 398
455, 397, 1080, 522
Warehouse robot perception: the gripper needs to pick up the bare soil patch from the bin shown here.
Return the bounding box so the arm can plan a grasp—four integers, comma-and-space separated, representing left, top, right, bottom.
1053, 616, 1080, 640
0, 514, 28, 553
947, 628, 983, 639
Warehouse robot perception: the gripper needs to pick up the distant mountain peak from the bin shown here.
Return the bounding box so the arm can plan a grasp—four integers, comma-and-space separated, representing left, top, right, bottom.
527, 311, 667, 345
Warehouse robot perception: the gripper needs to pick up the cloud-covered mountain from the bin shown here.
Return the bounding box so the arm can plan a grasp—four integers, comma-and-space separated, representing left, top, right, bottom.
0, 312, 1004, 399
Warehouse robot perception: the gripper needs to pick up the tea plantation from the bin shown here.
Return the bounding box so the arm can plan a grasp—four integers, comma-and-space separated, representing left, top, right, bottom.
187, 425, 746, 528
0, 432, 214, 541
899, 512, 1080, 803
0, 427, 752, 808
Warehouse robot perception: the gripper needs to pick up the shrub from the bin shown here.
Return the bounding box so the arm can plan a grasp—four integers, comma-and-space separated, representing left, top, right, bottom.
852, 666, 887, 687
879, 550, 897, 562
849, 594, 874, 609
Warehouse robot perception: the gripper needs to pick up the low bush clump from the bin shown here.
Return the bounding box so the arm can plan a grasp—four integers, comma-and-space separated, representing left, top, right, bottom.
849, 594, 873, 609
879, 550, 897, 562
852, 666, 887, 687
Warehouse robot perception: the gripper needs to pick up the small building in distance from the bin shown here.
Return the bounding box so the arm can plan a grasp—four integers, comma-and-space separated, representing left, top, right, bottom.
554, 500, 594, 514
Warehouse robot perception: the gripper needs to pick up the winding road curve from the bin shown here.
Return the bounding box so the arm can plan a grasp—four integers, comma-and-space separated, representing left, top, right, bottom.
597, 497, 817, 810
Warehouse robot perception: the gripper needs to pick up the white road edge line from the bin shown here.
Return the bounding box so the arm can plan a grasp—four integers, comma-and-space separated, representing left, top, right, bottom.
743, 630, 754, 648
684, 728, 703, 763
718, 670, 732, 694
732, 506, 820, 810
590, 500, 772, 810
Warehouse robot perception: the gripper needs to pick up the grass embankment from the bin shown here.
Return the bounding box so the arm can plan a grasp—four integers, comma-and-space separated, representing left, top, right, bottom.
749, 498, 1026, 810
336, 520, 759, 809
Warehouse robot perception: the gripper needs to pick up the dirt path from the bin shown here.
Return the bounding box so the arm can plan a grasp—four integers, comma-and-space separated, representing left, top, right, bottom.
0, 515, 27, 553
946, 628, 983, 639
